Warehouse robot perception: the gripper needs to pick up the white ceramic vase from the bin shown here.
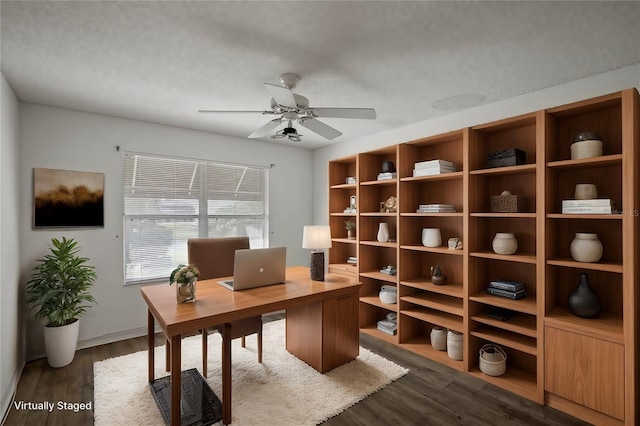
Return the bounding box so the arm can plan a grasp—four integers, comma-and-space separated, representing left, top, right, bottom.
430, 327, 447, 351
492, 233, 518, 255
44, 319, 80, 368
377, 223, 390, 243
570, 233, 603, 263
422, 228, 442, 247
447, 330, 463, 361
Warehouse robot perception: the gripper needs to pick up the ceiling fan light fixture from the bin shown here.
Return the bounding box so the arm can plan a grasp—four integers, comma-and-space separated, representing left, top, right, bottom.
200, 73, 376, 142
272, 120, 303, 141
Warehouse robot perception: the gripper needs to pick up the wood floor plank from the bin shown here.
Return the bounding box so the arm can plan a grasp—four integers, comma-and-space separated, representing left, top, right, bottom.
4, 313, 589, 426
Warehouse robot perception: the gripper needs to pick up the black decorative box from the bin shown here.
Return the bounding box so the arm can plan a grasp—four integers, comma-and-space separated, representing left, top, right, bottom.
486, 148, 526, 168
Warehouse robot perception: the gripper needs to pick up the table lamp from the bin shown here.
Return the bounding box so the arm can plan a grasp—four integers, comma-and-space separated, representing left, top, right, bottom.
302, 225, 332, 281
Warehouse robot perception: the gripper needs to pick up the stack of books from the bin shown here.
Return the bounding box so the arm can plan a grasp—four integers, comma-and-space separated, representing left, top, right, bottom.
417, 203, 456, 213
377, 172, 397, 180
562, 199, 616, 214
346, 256, 357, 265
486, 279, 527, 300
377, 317, 397, 335
413, 159, 457, 177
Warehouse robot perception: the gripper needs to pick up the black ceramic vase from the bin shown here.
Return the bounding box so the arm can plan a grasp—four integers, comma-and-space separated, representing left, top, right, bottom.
568, 273, 601, 318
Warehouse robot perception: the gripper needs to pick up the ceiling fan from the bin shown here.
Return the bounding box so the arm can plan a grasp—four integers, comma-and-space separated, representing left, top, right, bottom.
199, 73, 376, 141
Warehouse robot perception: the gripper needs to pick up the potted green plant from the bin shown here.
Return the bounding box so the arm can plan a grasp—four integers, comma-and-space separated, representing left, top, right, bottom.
345, 220, 356, 239
25, 237, 97, 368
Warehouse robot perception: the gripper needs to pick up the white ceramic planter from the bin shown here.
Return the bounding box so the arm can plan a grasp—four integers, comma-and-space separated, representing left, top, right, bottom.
422, 228, 442, 247
44, 319, 80, 368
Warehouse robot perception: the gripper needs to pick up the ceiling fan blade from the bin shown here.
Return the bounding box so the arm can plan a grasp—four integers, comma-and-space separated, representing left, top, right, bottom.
248, 118, 282, 138
309, 107, 376, 119
264, 83, 297, 109
198, 109, 274, 114
299, 118, 342, 140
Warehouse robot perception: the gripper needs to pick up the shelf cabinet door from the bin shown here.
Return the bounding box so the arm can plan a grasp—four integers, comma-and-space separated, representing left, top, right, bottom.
544, 326, 624, 420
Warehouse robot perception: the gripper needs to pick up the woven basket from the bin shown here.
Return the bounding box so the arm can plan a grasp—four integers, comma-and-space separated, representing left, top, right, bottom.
479, 344, 507, 377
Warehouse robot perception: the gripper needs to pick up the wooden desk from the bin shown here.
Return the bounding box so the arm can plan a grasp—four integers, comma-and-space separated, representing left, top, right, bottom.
141, 266, 360, 425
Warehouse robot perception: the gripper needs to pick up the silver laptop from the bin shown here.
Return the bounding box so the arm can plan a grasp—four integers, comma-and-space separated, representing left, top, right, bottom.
218, 247, 286, 291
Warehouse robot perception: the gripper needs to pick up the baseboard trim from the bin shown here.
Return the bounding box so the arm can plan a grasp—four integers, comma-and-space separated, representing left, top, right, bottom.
1, 362, 24, 426
25, 326, 157, 362
76, 326, 150, 351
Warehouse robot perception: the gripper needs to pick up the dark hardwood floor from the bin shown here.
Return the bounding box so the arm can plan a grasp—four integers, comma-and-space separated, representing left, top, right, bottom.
4, 314, 589, 426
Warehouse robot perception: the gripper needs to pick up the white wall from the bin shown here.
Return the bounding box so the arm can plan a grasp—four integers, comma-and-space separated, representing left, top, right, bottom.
1, 74, 22, 420
312, 64, 640, 224
18, 104, 313, 360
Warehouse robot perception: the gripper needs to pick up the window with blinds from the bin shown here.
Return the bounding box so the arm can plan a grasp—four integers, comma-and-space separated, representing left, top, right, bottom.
123, 152, 268, 284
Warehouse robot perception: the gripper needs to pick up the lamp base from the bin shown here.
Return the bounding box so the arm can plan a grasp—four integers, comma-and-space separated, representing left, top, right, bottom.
310, 251, 325, 281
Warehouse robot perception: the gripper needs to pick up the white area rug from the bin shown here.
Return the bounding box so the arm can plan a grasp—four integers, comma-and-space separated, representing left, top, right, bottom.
94, 319, 408, 425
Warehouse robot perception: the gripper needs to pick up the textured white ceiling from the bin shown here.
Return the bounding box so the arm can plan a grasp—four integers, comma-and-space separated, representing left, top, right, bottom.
2, 1, 639, 149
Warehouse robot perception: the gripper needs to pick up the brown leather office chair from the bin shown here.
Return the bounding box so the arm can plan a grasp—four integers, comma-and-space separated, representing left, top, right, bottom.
188, 237, 263, 378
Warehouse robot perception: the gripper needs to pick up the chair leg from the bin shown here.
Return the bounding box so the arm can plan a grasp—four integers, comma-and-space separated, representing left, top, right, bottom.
202, 329, 208, 378
257, 332, 263, 364
241, 336, 246, 348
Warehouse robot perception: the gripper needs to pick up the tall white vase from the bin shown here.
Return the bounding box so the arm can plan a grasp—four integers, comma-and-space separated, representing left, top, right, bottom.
422, 228, 442, 247
377, 223, 390, 242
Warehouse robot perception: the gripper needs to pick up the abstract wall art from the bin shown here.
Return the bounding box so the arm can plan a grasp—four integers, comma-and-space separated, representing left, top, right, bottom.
33, 168, 104, 228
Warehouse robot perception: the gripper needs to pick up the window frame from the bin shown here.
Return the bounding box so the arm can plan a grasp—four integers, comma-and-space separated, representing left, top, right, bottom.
122, 151, 269, 285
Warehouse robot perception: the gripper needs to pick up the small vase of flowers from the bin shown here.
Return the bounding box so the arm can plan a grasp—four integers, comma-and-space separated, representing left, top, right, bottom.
345, 220, 356, 239
170, 264, 200, 303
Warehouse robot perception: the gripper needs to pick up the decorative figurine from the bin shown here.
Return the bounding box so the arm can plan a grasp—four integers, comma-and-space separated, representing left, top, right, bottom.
430, 265, 448, 285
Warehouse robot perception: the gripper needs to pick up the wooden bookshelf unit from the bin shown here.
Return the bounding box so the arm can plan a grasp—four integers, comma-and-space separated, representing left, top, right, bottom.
327, 88, 639, 425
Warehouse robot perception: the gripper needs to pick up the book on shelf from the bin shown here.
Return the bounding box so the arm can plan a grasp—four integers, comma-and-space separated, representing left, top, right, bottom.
376, 324, 397, 335
412, 167, 456, 177
486, 287, 527, 300
376, 319, 397, 335
489, 280, 525, 292
414, 159, 455, 168
377, 319, 397, 328
417, 208, 456, 213
562, 198, 613, 208
346, 256, 357, 265
377, 172, 397, 180
417, 203, 456, 213
562, 206, 615, 214
487, 307, 518, 321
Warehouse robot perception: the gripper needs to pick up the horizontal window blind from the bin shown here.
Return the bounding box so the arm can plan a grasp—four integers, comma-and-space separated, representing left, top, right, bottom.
123, 152, 267, 284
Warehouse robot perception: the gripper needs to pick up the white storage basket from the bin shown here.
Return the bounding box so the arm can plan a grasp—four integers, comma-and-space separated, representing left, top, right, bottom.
479, 344, 507, 377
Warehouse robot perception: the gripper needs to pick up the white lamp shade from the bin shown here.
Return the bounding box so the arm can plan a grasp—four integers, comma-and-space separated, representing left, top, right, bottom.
302, 225, 332, 250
